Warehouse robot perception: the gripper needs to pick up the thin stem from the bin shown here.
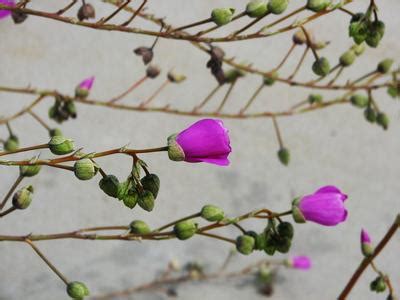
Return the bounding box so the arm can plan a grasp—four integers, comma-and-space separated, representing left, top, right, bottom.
349, 71, 378, 86
239, 83, 264, 114
109, 75, 148, 103
0, 175, 23, 211
193, 85, 221, 112
215, 81, 237, 114
98, 0, 131, 24
339, 7, 355, 16
196, 12, 246, 37
233, 13, 269, 36
259, 6, 306, 32
328, 66, 344, 86
0, 143, 49, 157
139, 80, 169, 107
170, 18, 212, 33
197, 232, 236, 244
6, 122, 14, 136
288, 47, 309, 80
272, 116, 284, 148
154, 212, 201, 232
274, 43, 296, 71
56, 0, 77, 15
28, 110, 51, 131
232, 223, 247, 234
0, 206, 16, 217
121, 0, 147, 26
300, 26, 318, 60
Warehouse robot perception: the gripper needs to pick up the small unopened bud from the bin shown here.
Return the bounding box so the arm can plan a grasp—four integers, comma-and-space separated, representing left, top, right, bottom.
48, 136, 74, 155
129, 220, 151, 234
211, 8, 235, 26
134, 47, 153, 65
77, 4, 95, 21
339, 50, 356, 67
200, 204, 225, 222
146, 65, 160, 79
138, 190, 155, 212
293, 29, 315, 45
276, 236, 291, 253
312, 57, 331, 76
366, 21, 385, 48
376, 112, 389, 130
350, 44, 365, 56
350, 94, 368, 108
11, 11, 28, 24
224, 68, 245, 83
277, 148, 290, 166
360, 229, 374, 257
19, 165, 41, 177
12, 185, 34, 209
370, 276, 387, 293
377, 59, 393, 74
236, 234, 255, 255
263, 71, 278, 86
3, 135, 19, 152
167, 71, 187, 83
364, 107, 377, 123
140, 174, 160, 198
246, 0, 268, 18
49, 128, 63, 138
174, 220, 197, 240
74, 158, 98, 181
308, 94, 323, 104
267, 0, 288, 14
66, 281, 90, 299
306, 0, 331, 12
277, 222, 294, 239
99, 175, 120, 198
122, 188, 139, 209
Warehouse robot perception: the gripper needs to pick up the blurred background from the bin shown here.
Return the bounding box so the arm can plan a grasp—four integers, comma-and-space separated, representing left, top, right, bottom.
0, 0, 399, 299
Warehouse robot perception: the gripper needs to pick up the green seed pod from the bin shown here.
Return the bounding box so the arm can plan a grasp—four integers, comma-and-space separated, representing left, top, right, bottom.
306, 0, 331, 12
99, 175, 120, 198
264, 232, 276, 255
277, 222, 294, 239
48, 136, 74, 155
277, 147, 290, 166
4, 135, 19, 152
224, 68, 245, 83
235, 234, 255, 255
174, 220, 197, 240
350, 44, 365, 56
49, 128, 63, 138
211, 8, 235, 26
372, 20, 385, 37
123, 188, 139, 209
366, 30, 382, 48
348, 13, 369, 44
116, 179, 134, 200
140, 173, 160, 198
308, 94, 323, 104
377, 59, 393, 74
66, 281, 90, 299
200, 204, 225, 222
370, 276, 386, 293
74, 158, 98, 180
339, 50, 356, 67
12, 185, 34, 209
129, 220, 151, 234
246, 0, 268, 18
138, 190, 155, 212
65, 101, 77, 118
376, 112, 389, 130
364, 107, 377, 123
350, 94, 369, 108
312, 57, 331, 76
246, 231, 266, 250
19, 165, 41, 177
263, 71, 278, 86
267, 0, 288, 15
275, 236, 291, 253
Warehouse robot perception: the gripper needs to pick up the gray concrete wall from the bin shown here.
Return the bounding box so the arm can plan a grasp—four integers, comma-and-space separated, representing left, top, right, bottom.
0, 1, 399, 299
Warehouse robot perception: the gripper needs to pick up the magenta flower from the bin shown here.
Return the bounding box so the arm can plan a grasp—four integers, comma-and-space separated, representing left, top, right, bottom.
361, 228, 374, 256
75, 76, 95, 98
289, 256, 312, 270
167, 119, 231, 166
361, 229, 371, 244
0, 0, 14, 19
292, 185, 348, 226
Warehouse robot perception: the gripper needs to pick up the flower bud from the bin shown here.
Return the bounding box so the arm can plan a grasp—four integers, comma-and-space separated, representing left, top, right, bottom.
99, 175, 120, 198
306, 0, 330, 12
134, 46, 153, 65
277, 147, 290, 166
167, 71, 187, 83
174, 220, 197, 240
48, 136, 74, 155
312, 57, 331, 76
339, 50, 356, 67
138, 190, 155, 211
122, 188, 139, 209
364, 107, 377, 123
350, 44, 365, 56
246, 0, 268, 18
66, 281, 89, 299
224, 68, 245, 83
264, 232, 277, 255
19, 165, 41, 177
211, 8, 235, 26
64, 101, 77, 118
292, 29, 315, 45
377, 59, 393, 74
275, 236, 291, 253
287, 255, 312, 270
360, 229, 374, 257
200, 204, 225, 222
77, 4, 95, 21
263, 71, 278, 86
348, 13, 368, 44
11, 10, 28, 24
49, 128, 63, 138
246, 231, 266, 250
366, 21, 385, 48
140, 173, 160, 198
350, 94, 368, 108
267, 0, 288, 14
370, 276, 386, 293
376, 112, 389, 130
12, 185, 33, 209
74, 158, 98, 180
277, 221, 294, 239
146, 65, 161, 79
3, 135, 19, 151
308, 94, 323, 104
236, 234, 255, 255
129, 220, 151, 234
75, 76, 95, 98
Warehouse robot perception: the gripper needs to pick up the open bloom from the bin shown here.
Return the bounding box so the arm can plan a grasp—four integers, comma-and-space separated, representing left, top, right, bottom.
288, 256, 312, 270
0, 0, 14, 19
75, 76, 95, 98
293, 185, 348, 226
167, 119, 231, 166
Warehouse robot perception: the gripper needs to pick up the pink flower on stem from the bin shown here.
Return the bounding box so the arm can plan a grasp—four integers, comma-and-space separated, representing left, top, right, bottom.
75, 76, 95, 98
361, 228, 374, 256
292, 185, 348, 226
167, 119, 232, 166
0, 0, 14, 20
288, 256, 312, 270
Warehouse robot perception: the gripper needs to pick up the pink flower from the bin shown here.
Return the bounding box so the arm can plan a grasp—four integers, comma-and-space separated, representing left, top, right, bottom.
360, 228, 373, 256
0, 0, 14, 19
293, 186, 348, 226
289, 256, 312, 270
361, 229, 371, 244
75, 76, 95, 98
167, 119, 231, 166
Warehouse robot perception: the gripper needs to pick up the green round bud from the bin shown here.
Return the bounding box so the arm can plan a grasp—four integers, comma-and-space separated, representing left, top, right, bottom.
48, 136, 74, 155
277, 222, 294, 239
361, 242, 374, 257
264, 232, 276, 255
275, 236, 291, 253
12, 185, 33, 209
277, 148, 290, 166
140, 173, 160, 198
236, 234, 255, 255
19, 165, 41, 177
167, 134, 185, 162
73, 158, 98, 180
339, 50, 356, 67
138, 190, 155, 212
348, 13, 368, 44
267, 0, 288, 15
211, 8, 235, 26
308, 94, 323, 104
376, 112, 389, 130
246, 231, 266, 250
246, 0, 268, 18
372, 20, 385, 37
306, 0, 331, 12
312, 57, 331, 76
263, 71, 278, 86
350, 44, 365, 56
49, 128, 63, 138
65, 101, 77, 118
4, 135, 19, 152
66, 281, 89, 299
99, 175, 120, 198
123, 188, 139, 209
364, 107, 377, 123
200, 204, 225, 222
174, 220, 197, 240
370, 276, 386, 293
377, 59, 393, 74
350, 94, 369, 108
129, 220, 151, 234
224, 69, 245, 83
366, 30, 382, 48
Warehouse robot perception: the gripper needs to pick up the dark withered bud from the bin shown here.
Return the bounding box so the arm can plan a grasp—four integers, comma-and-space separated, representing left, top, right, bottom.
207, 46, 226, 85
11, 11, 28, 24
77, 4, 95, 21
134, 47, 154, 65
146, 65, 161, 79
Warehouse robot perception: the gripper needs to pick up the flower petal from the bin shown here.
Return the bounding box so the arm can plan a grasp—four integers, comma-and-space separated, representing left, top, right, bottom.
0, 0, 14, 19
315, 185, 347, 201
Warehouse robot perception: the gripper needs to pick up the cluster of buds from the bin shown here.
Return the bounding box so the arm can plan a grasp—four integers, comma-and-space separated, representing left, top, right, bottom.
349, 9, 385, 48
48, 96, 77, 123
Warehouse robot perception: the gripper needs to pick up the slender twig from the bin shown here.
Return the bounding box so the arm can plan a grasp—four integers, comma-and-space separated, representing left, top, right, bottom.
288, 47, 309, 80
109, 75, 148, 103
98, 0, 131, 24
154, 212, 201, 232
239, 83, 264, 114
121, 0, 147, 26
272, 116, 284, 148
139, 80, 169, 107
55, 0, 77, 15
0, 175, 23, 211
215, 81, 237, 113
274, 43, 296, 71
193, 85, 221, 112
28, 110, 51, 131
